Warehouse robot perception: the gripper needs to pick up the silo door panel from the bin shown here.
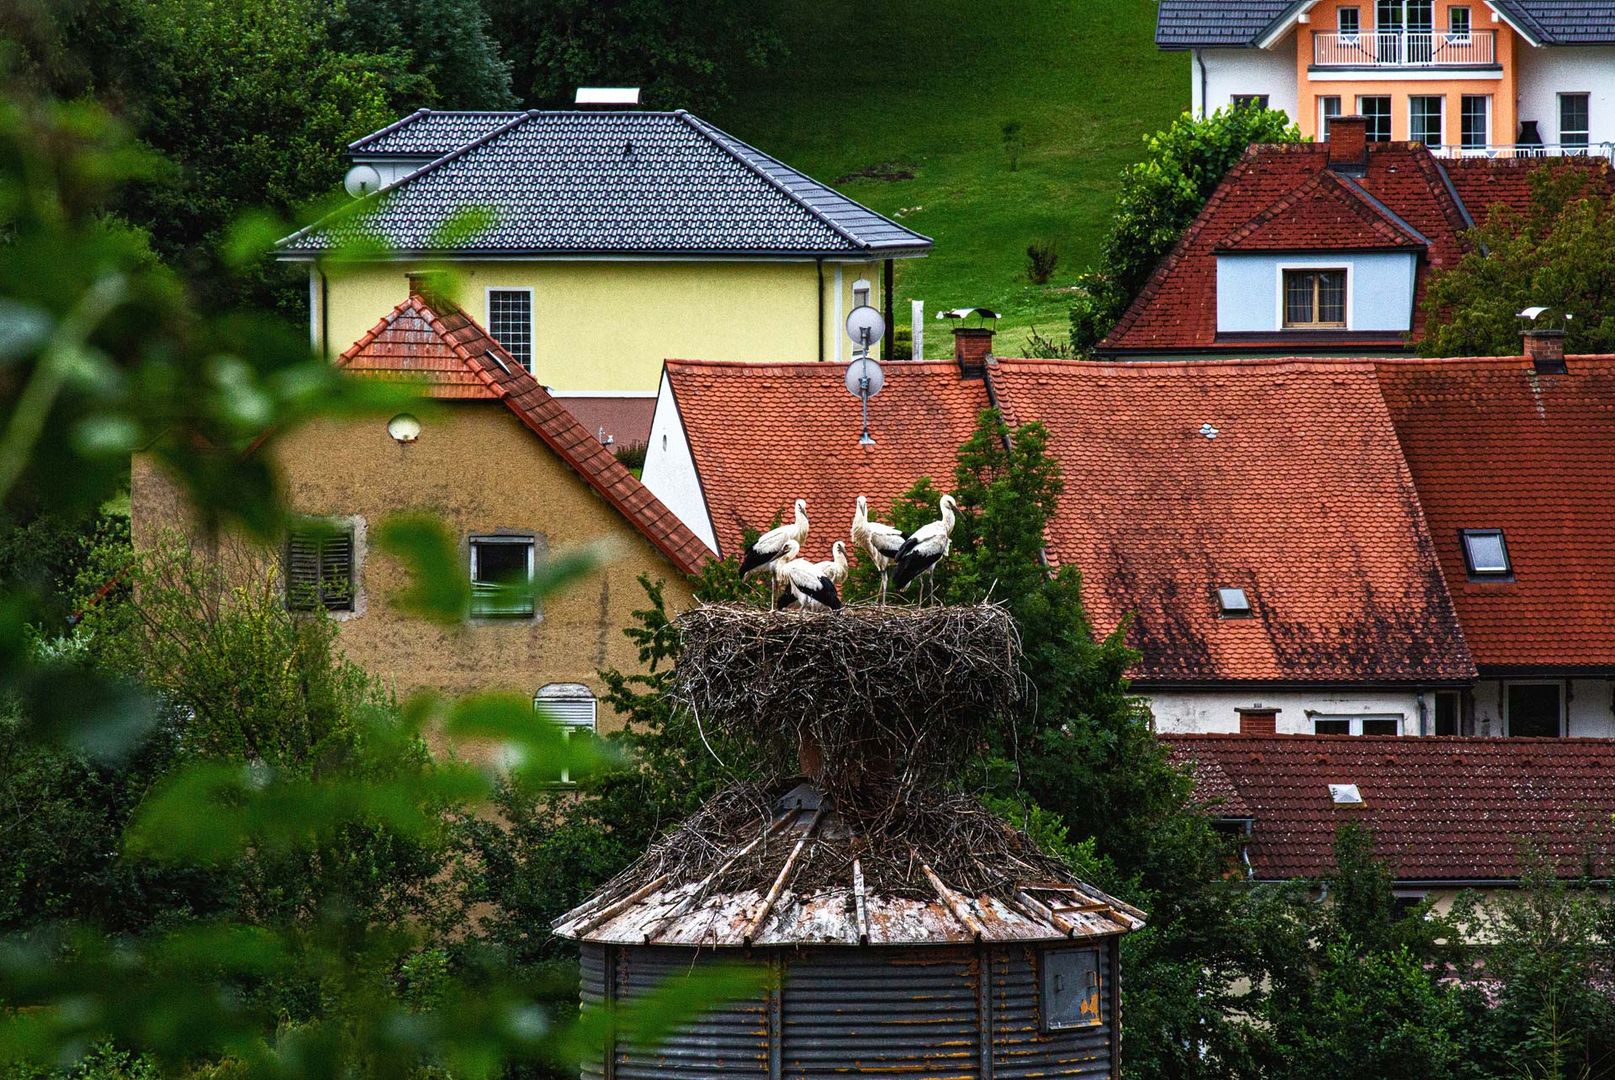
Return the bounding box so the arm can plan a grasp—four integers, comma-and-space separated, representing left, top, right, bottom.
1040, 947, 1103, 1031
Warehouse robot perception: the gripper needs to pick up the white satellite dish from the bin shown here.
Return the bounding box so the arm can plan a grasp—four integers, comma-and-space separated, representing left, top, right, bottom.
845, 305, 886, 353
846, 356, 883, 447
387, 413, 421, 444
344, 164, 382, 199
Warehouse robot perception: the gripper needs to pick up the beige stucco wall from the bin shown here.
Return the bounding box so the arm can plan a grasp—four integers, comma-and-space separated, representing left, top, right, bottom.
130, 402, 696, 732
311, 257, 885, 394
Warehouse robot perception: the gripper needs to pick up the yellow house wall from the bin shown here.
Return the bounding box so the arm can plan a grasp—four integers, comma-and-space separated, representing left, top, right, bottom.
1295, 0, 1519, 143
314, 258, 885, 394
129, 404, 696, 732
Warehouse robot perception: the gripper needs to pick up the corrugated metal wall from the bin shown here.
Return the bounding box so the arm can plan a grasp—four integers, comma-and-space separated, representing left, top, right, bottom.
579, 941, 1118, 1079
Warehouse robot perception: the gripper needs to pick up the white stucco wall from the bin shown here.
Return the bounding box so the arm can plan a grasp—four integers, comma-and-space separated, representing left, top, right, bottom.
1469, 678, 1615, 737
1216, 252, 1418, 332
1514, 45, 1615, 145
640, 370, 719, 556
1147, 688, 1432, 734
1194, 39, 1301, 120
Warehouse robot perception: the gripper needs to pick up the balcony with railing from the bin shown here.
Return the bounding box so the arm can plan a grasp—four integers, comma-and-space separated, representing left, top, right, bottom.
1313, 29, 1497, 68
1429, 142, 1615, 160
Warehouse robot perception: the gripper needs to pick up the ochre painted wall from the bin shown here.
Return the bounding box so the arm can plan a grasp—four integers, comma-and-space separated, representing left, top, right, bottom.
315, 258, 884, 394
1295, 0, 1519, 143
130, 403, 696, 731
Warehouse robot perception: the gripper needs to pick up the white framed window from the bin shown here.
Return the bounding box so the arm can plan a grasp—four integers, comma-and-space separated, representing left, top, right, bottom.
486, 288, 533, 372
1505, 681, 1564, 738
1281, 267, 1348, 328
1410, 95, 1444, 146
1311, 713, 1403, 736
1447, 5, 1471, 40
1338, 6, 1361, 35
469, 534, 536, 618
534, 682, 599, 784
1358, 96, 1392, 142
1461, 95, 1490, 150
1561, 93, 1590, 148
1320, 96, 1343, 139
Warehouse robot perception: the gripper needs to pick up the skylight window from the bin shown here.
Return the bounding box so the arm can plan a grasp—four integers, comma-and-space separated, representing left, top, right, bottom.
1460, 529, 1511, 578
1216, 587, 1252, 617
1328, 784, 1363, 805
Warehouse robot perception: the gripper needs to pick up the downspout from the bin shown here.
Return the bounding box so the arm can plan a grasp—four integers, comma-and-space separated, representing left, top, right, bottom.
816, 258, 825, 362
319, 264, 331, 359
1417, 690, 1429, 736
881, 258, 894, 362
1196, 49, 1209, 118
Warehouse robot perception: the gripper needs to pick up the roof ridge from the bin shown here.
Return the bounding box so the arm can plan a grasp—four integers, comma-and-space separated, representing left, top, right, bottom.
674, 111, 868, 250
347, 107, 430, 153
1331, 169, 1431, 246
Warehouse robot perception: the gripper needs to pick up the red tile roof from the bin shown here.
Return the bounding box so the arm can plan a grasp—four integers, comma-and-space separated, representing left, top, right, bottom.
662, 359, 991, 560
1375, 355, 1615, 672
339, 297, 711, 576
1101, 143, 1609, 355
989, 358, 1475, 685
1164, 734, 1615, 882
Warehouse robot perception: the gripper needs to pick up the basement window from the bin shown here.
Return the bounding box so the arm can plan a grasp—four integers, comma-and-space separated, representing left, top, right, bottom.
286, 522, 355, 612
1216, 587, 1252, 618
1041, 947, 1103, 1031
1460, 528, 1511, 579
470, 535, 536, 618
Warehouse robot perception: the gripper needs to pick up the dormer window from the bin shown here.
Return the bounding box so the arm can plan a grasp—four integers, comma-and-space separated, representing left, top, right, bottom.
1283, 269, 1346, 328
1216, 587, 1252, 617
1460, 528, 1511, 579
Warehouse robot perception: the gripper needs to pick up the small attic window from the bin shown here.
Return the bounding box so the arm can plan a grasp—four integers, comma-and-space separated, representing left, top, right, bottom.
1460, 529, 1511, 579
1216, 587, 1252, 617
1329, 783, 1364, 805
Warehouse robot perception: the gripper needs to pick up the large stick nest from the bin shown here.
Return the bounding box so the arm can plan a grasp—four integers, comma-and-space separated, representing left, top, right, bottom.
671, 604, 1024, 805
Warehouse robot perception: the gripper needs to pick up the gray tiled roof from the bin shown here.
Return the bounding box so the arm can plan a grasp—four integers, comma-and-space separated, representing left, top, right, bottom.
1157, 0, 1615, 47
284, 110, 931, 259
348, 109, 524, 157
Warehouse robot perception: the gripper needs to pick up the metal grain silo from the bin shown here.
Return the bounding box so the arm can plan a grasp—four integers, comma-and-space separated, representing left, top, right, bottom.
554, 605, 1146, 1078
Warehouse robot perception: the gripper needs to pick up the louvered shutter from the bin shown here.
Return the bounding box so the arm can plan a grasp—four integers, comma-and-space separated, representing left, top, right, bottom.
319, 531, 354, 611
286, 532, 322, 611
286, 526, 354, 612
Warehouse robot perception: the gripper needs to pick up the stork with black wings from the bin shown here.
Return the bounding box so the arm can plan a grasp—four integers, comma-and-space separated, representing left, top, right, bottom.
889, 493, 958, 605
773, 540, 843, 611
739, 498, 809, 606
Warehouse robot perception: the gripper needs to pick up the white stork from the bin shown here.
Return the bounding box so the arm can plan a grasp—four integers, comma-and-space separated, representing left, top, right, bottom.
815, 540, 848, 586
773, 540, 843, 611
851, 495, 905, 603
889, 493, 958, 605
740, 498, 809, 605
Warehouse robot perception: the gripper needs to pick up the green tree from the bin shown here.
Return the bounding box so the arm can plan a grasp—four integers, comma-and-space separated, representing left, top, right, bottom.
331, 0, 516, 110
1070, 106, 1302, 353
1421, 167, 1615, 356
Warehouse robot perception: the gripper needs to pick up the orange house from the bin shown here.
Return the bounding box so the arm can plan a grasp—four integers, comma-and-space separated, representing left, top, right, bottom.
1159, 1, 1615, 154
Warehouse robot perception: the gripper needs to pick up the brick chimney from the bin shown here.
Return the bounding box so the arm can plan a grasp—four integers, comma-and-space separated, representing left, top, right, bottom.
1523, 328, 1567, 374
1237, 708, 1278, 736
406, 271, 448, 306
1326, 115, 1368, 170
953, 327, 994, 375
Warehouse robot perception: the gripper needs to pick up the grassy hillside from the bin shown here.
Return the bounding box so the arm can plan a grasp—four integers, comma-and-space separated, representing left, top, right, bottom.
713, 0, 1186, 357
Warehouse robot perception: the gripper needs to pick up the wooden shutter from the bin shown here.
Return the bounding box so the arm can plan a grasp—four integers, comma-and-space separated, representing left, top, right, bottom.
286, 526, 354, 612
319, 531, 354, 611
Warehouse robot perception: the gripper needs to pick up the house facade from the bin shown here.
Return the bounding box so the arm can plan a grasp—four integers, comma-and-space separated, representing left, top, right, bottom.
278, 108, 931, 445
642, 331, 1615, 738
1098, 117, 1611, 358
130, 287, 708, 734
1159, 0, 1615, 152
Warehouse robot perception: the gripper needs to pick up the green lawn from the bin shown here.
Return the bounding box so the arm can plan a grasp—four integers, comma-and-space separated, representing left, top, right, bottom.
713, 0, 1187, 357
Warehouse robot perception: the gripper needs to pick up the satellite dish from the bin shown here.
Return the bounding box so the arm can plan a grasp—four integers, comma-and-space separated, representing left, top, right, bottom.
845, 356, 885, 399
845, 305, 886, 352
387, 413, 421, 444
344, 164, 382, 199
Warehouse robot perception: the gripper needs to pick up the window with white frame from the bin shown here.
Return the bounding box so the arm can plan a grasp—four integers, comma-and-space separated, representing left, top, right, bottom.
1312, 714, 1402, 736
1461, 95, 1490, 149
470, 534, 536, 618
1561, 93, 1590, 148
1358, 96, 1392, 142
1320, 96, 1343, 139
1410, 95, 1443, 146
534, 682, 598, 784
486, 289, 533, 372
1505, 682, 1563, 738
1447, 6, 1471, 40
1283, 268, 1347, 328
1338, 6, 1361, 35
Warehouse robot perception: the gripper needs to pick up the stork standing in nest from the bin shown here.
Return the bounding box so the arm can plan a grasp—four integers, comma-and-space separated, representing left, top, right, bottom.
740, 498, 809, 607
889, 494, 958, 606
816, 541, 848, 588
851, 495, 905, 604
773, 540, 843, 611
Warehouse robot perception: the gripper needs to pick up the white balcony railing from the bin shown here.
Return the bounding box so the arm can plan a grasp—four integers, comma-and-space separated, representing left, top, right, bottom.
1429, 142, 1615, 160
1313, 29, 1497, 67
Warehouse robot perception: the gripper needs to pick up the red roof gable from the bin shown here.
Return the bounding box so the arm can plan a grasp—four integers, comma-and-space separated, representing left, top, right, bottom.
1165, 734, 1615, 882
1376, 355, 1615, 672
1101, 143, 1607, 355
663, 359, 991, 561
988, 358, 1474, 685
339, 297, 711, 577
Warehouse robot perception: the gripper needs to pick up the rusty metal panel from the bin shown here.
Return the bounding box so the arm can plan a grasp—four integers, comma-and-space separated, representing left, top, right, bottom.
614, 947, 771, 1079
579, 944, 608, 1080
991, 944, 1113, 1079
781, 946, 981, 1079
